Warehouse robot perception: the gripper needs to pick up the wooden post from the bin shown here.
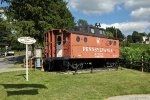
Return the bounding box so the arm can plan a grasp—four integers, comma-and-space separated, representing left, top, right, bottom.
41, 59, 44, 71
91, 65, 93, 73
130, 56, 132, 68
142, 56, 143, 72
74, 67, 77, 75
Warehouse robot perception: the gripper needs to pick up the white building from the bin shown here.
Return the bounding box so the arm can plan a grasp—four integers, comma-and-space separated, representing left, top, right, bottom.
143, 36, 150, 44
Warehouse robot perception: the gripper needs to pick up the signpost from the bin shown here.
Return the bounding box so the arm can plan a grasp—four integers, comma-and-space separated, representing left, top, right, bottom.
18, 37, 36, 81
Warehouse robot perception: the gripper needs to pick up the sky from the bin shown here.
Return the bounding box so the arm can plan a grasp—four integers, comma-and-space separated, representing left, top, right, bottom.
65, 0, 150, 35
1, 0, 150, 36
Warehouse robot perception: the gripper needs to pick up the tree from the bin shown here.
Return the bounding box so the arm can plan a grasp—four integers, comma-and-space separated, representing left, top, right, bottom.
127, 35, 133, 43
77, 19, 88, 27
0, 7, 25, 50
106, 31, 113, 38
132, 31, 143, 43
4, 0, 75, 45
115, 28, 124, 41
74, 19, 88, 32
148, 33, 150, 37
139, 32, 147, 36
106, 27, 114, 38
0, 7, 11, 47
106, 27, 124, 41
0, 21, 9, 47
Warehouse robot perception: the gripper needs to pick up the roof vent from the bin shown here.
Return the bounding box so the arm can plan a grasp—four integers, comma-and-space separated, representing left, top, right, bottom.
95, 23, 101, 28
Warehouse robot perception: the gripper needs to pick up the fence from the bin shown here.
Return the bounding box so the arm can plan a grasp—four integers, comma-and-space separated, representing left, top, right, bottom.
120, 56, 150, 72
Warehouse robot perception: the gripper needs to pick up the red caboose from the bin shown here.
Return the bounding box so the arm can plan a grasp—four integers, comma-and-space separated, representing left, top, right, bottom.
43, 26, 120, 71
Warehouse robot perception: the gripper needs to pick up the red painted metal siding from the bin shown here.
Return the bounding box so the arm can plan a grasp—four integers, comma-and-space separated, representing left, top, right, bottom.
70, 33, 119, 58
63, 32, 71, 57
44, 29, 120, 59
44, 30, 57, 58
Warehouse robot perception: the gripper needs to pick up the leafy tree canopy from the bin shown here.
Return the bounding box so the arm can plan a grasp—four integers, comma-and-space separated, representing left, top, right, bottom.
3, 0, 74, 45
0, 7, 13, 47
106, 27, 124, 41
127, 35, 133, 43
132, 31, 143, 43
148, 33, 150, 37
77, 19, 88, 27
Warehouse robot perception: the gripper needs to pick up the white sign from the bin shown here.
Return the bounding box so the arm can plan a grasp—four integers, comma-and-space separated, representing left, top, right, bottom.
18, 37, 36, 44
36, 49, 41, 58
17, 36, 36, 81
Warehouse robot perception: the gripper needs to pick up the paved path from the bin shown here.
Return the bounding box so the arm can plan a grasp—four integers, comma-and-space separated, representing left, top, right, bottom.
0, 56, 25, 73
0, 58, 14, 68
0, 67, 26, 73
106, 94, 150, 100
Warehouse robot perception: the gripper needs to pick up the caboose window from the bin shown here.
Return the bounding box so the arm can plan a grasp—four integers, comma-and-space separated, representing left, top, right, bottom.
57, 36, 62, 45
91, 28, 94, 34
108, 41, 112, 45
99, 30, 103, 34
76, 36, 80, 42
63, 34, 68, 41
84, 37, 88, 42
102, 31, 106, 35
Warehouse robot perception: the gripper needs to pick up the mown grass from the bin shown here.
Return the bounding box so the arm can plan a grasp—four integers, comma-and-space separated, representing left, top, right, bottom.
9, 64, 24, 68
0, 68, 150, 100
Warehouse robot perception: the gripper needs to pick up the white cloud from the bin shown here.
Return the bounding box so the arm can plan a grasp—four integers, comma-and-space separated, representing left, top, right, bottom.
101, 21, 150, 35
124, 0, 150, 9
130, 8, 150, 20
68, 0, 123, 15
66, 0, 150, 34
67, 0, 150, 16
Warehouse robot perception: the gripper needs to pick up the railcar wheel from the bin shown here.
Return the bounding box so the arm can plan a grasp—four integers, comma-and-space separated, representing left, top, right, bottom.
43, 59, 52, 71
48, 61, 52, 71
113, 62, 119, 70
70, 62, 83, 70
61, 61, 69, 71
43, 60, 48, 71
70, 63, 78, 70
78, 63, 83, 70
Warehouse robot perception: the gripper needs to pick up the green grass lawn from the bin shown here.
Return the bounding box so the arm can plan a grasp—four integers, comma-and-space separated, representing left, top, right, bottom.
9, 64, 24, 68
0, 68, 150, 100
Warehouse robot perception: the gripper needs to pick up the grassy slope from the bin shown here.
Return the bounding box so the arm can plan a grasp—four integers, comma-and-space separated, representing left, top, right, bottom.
0, 69, 150, 100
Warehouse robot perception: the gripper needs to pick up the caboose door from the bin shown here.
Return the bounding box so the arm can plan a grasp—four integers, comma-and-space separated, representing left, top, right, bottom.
56, 34, 62, 57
